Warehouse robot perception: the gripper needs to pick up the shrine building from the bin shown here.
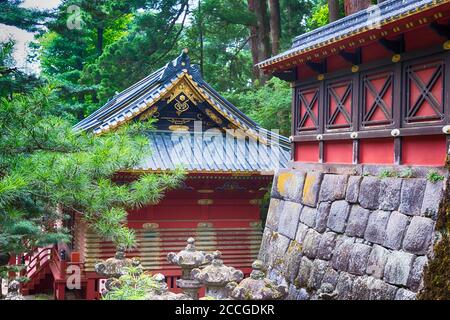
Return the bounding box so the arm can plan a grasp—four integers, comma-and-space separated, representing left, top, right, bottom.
259, 0, 450, 167
18, 50, 290, 300
257, 0, 450, 300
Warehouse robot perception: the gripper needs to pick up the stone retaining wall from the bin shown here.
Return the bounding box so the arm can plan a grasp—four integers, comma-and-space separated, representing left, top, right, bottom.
258, 165, 448, 300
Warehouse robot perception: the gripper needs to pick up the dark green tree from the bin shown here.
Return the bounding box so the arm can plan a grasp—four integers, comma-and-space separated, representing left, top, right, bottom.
0, 86, 184, 280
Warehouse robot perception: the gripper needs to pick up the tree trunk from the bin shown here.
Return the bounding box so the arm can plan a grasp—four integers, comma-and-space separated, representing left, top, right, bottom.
247, 0, 260, 81
269, 0, 281, 56
254, 0, 270, 84
97, 27, 104, 56
328, 0, 340, 23
344, 0, 372, 16
198, 0, 204, 75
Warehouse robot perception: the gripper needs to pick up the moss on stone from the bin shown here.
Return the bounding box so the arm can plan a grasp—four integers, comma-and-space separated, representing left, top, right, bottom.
419, 161, 450, 300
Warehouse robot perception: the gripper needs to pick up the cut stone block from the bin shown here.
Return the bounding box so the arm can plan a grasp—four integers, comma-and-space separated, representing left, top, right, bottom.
317, 232, 337, 260
407, 256, 428, 292
275, 171, 306, 203
402, 216, 435, 255
322, 267, 339, 288
395, 288, 416, 300
399, 178, 426, 216
284, 241, 304, 284
277, 201, 302, 239
421, 180, 444, 220
315, 202, 332, 233
327, 200, 351, 233
265, 198, 282, 231
384, 251, 415, 286
336, 272, 356, 300
319, 174, 348, 202
346, 175, 362, 203
369, 279, 398, 300
347, 243, 372, 276
345, 205, 371, 238
383, 211, 409, 250
366, 245, 390, 279
307, 259, 329, 290
364, 210, 391, 245
358, 177, 381, 210
302, 229, 321, 259
351, 275, 374, 300
302, 171, 324, 207
295, 256, 313, 288
379, 178, 402, 211
331, 236, 355, 271
299, 205, 317, 228
295, 223, 309, 244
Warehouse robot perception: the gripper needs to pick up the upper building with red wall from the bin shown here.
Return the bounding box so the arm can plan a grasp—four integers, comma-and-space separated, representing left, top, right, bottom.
259, 0, 450, 167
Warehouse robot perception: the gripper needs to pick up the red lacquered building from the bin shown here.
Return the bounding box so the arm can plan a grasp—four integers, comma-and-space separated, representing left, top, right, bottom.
259, 0, 450, 167
15, 51, 290, 300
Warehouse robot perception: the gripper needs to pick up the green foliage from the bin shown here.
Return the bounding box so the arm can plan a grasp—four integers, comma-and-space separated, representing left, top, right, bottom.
0, 86, 185, 254
225, 78, 292, 136
419, 176, 450, 299
378, 169, 398, 179
399, 167, 413, 179
306, 2, 329, 31
427, 170, 445, 183
103, 267, 158, 300
0, 0, 52, 32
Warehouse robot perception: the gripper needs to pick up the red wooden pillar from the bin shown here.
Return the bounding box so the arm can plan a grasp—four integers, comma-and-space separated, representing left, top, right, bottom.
54, 282, 66, 300
86, 278, 96, 300
8, 254, 16, 279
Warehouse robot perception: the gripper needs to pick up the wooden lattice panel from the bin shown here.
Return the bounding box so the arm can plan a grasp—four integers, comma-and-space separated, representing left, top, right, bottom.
361, 71, 394, 128
296, 86, 319, 133
326, 80, 353, 131
404, 59, 444, 124
82, 223, 262, 273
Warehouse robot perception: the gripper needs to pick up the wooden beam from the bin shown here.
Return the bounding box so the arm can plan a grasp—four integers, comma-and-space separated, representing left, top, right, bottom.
339, 48, 362, 65
379, 35, 404, 54
394, 137, 402, 165
430, 21, 450, 39
273, 68, 297, 82
306, 60, 327, 74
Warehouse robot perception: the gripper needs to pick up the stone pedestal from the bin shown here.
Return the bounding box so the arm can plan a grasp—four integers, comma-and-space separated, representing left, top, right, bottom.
94, 246, 132, 296
5, 280, 24, 300
167, 238, 212, 299
228, 260, 287, 300
191, 251, 244, 299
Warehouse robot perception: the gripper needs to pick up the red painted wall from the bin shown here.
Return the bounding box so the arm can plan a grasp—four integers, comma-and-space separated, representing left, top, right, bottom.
294, 142, 319, 162
324, 141, 353, 164
359, 138, 394, 164
402, 135, 446, 166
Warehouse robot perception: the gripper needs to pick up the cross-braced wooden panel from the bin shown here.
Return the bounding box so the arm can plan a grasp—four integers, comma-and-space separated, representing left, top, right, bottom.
296, 86, 319, 133
326, 80, 353, 131
404, 59, 445, 124
361, 71, 394, 128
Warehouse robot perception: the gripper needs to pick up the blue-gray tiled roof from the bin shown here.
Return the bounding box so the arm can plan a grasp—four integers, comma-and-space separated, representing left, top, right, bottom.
258, 0, 445, 68
135, 131, 290, 173
75, 51, 291, 173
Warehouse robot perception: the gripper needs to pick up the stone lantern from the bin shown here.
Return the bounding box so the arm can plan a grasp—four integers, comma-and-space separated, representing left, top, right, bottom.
5, 280, 24, 300
94, 246, 132, 296
228, 260, 287, 300
191, 251, 244, 299
167, 237, 212, 299
146, 274, 190, 300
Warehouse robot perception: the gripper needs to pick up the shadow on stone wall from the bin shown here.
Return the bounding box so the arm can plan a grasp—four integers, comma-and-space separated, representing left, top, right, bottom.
259, 165, 447, 300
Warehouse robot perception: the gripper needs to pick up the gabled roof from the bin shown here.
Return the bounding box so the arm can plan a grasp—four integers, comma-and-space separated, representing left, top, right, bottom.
75, 50, 291, 173
258, 0, 450, 71
130, 131, 290, 174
